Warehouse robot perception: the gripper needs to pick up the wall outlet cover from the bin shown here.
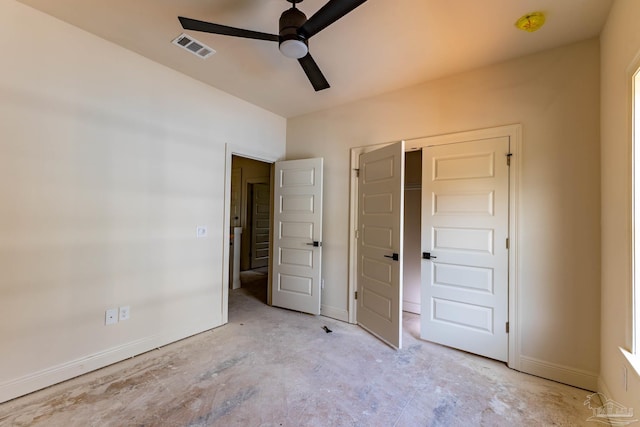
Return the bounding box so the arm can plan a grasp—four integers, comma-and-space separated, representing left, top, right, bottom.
196, 226, 208, 238
105, 308, 118, 325
119, 306, 130, 321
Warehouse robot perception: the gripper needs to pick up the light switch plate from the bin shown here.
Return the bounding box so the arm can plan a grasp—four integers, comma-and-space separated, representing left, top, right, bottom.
196, 226, 207, 238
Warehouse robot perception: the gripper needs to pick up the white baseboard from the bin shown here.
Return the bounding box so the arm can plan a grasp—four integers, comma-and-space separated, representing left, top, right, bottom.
598, 376, 613, 399
403, 301, 421, 315
0, 323, 220, 404
519, 355, 598, 391
321, 304, 349, 322
0, 336, 158, 403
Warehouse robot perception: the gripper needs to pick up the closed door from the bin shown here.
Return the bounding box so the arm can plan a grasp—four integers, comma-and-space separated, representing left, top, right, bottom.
271, 158, 323, 315
357, 141, 404, 349
421, 137, 509, 362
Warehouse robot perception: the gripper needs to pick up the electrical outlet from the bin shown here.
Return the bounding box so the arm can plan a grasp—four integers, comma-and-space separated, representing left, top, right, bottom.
105, 308, 118, 325
119, 306, 130, 321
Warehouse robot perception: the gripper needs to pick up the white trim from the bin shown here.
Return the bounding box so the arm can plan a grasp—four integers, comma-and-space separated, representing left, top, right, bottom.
321, 305, 349, 322
620, 347, 640, 380
630, 57, 640, 357
223, 144, 279, 322
403, 301, 421, 315
0, 339, 154, 403
0, 325, 218, 403
598, 374, 614, 401
520, 356, 598, 391
509, 125, 522, 371
347, 124, 522, 370
404, 124, 520, 149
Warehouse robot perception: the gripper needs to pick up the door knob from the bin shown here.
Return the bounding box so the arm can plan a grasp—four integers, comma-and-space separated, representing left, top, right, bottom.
384, 253, 399, 261
306, 241, 321, 247
422, 252, 437, 260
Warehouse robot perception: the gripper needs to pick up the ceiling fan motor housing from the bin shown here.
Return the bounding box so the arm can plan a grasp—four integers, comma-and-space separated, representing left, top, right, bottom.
279, 7, 308, 57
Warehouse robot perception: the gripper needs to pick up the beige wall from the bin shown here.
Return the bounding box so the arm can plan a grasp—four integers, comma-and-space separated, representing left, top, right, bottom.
0, 1, 285, 402
287, 39, 601, 389
600, 0, 640, 410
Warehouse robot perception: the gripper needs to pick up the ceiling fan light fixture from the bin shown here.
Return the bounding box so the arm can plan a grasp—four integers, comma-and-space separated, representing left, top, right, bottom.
279, 39, 308, 59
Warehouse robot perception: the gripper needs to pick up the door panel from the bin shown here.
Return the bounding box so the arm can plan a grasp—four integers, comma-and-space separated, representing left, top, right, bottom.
272, 158, 323, 315
421, 137, 509, 362
357, 142, 404, 349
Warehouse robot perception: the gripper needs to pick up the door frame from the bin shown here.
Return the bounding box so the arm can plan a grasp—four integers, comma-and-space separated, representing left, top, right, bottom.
222, 144, 279, 324
348, 124, 521, 369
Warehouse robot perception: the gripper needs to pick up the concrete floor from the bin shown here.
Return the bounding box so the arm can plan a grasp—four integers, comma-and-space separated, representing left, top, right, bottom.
1, 271, 597, 426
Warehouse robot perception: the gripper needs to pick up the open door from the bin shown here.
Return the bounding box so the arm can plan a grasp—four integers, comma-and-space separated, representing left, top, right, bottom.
420, 137, 509, 362
271, 158, 323, 315
356, 141, 405, 349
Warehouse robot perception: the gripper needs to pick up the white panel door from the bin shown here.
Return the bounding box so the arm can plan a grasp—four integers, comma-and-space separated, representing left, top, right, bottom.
272, 158, 323, 315
421, 137, 509, 361
251, 183, 270, 269
357, 142, 404, 349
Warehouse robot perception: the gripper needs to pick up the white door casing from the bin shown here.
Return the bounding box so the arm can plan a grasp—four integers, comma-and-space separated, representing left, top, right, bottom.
272, 158, 323, 315
230, 168, 242, 228
421, 137, 510, 362
357, 141, 405, 349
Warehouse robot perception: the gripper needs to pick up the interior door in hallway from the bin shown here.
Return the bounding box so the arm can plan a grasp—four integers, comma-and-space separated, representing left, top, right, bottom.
250, 183, 270, 269
421, 137, 509, 362
357, 141, 405, 349
272, 158, 323, 315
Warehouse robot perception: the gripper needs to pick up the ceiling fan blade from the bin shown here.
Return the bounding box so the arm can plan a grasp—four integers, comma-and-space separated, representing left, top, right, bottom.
298, 0, 368, 39
298, 53, 330, 91
178, 16, 279, 42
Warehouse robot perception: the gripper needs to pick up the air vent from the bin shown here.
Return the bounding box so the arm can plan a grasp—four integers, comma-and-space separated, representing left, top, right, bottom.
172, 33, 215, 59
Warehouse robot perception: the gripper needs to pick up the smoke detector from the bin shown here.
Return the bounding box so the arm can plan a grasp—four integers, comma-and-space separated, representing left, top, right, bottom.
515, 12, 546, 32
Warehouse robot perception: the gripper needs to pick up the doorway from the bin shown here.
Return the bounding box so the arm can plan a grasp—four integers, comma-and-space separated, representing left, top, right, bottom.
403, 150, 422, 316
228, 154, 273, 306
223, 147, 326, 324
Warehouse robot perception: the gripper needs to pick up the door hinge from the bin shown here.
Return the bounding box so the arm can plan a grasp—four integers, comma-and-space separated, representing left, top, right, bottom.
506, 238, 509, 249
354, 168, 360, 177
355, 229, 359, 239
355, 291, 358, 300
506, 153, 513, 167
506, 322, 510, 333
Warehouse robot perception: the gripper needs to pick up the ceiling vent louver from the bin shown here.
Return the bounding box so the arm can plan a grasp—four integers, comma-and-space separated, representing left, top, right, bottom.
172, 33, 215, 59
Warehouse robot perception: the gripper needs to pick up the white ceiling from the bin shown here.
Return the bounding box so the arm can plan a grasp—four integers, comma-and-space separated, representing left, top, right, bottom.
18, 0, 612, 118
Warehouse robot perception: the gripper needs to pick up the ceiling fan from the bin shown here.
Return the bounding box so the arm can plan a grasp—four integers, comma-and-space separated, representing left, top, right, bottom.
178, 0, 368, 91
